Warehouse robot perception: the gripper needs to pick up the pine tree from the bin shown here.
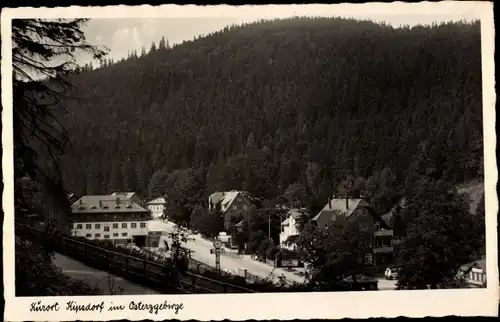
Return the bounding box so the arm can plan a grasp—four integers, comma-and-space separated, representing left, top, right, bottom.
395, 180, 483, 289
150, 41, 157, 53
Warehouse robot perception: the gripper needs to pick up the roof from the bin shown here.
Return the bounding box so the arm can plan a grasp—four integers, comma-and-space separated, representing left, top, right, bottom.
71, 195, 149, 214
461, 258, 486, 272
147, 197, 166, 205
312, 197, 363, 227
208, 192, 225, 205
281, 208, 308, 225
209, 190, 250, 213
111, 192, 137, 199
380, 197, 407, 227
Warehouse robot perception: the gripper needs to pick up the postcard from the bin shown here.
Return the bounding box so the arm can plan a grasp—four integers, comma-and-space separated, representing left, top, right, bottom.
2, 2, 498, 321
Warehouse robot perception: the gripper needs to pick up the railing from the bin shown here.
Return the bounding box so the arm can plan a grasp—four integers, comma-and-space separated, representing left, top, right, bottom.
374, 229, 394, 237
15, 223, 256, 294
373, 246, 394, 254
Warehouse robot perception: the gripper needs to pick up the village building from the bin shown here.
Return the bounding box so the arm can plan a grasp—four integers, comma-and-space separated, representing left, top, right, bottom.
279, 208, 308, 251
70, 193, 151, 247
311, 195, 400, 268
208, 190, 253, 230
458, 258, 487, 288
146, 197, 167, 219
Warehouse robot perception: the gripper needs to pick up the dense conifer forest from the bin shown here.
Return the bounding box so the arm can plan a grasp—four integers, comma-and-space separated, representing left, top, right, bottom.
57, 17, 483, 216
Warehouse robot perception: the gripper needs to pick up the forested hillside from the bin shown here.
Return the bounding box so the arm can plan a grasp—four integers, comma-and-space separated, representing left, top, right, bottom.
58, 17, 483, 215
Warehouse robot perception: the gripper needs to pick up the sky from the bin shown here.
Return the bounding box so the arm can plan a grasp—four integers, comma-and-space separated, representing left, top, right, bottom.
76, 3, 482, 65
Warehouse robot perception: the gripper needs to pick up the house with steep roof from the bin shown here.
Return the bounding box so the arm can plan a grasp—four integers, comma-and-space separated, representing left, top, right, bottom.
280, 208, 309, 251
311, 195, 402, 267
312, 197, 367, 228
208, 190, 253, 230
458, 258, 487, 288
71, 193, 150, 246
147, 197, 167, 219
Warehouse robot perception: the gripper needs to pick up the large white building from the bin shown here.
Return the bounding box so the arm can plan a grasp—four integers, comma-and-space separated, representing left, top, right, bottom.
146, 197, 167, 219
70, 193, 151, 247
279, 208, 308, 251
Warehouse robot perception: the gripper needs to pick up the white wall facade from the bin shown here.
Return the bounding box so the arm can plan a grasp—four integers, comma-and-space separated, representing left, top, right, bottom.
72, 221, 148, 240
465, 267, 487, 287
147, 204, 165, 219
280, 216, 299, 250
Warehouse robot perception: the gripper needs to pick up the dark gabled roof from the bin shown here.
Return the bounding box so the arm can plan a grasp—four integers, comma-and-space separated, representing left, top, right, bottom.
312, 198, 364, 227
461, 258, 486, 272
380, 197, 407, 228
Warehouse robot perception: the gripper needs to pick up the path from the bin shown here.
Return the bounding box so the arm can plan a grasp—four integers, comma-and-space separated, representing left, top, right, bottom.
53, 253, 159, 295
149, 219, 306, 284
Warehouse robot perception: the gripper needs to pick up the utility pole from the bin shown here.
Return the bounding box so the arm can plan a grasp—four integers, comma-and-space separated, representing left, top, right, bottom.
268, 213, 271, 240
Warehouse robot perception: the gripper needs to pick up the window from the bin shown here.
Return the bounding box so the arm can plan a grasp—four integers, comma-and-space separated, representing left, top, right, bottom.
95, 233, 101, 238
131, 223, 137, 228
281, 226, 285, 233
113, 233, 119, 237
104, 235, 110, 239
85, 224, 92, 229
140, 222, 146, 228
95, 224, 101, 229
86, 234, 92, 238
364, 253, 373, 265
122, 232, 128, 237
112, 223, 118, 229
104, 226, 110, 232
76, 224, 82, 229
122, 223, 127, 228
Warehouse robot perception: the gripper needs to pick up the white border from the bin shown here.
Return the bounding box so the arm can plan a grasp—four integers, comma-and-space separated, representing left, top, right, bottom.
2, 2, 498, 321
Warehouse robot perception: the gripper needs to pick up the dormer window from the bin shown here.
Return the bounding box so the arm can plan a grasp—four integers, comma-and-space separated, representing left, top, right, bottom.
126, 205, 133, 208
103, 205, 109, 209
90, 205, 97, 209
114, 205, 121, 209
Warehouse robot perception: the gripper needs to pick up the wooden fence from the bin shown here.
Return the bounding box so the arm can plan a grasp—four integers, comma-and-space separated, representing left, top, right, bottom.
16, 223, 256, 294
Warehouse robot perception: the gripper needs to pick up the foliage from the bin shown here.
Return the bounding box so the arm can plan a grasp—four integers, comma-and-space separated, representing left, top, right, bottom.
56, 18, 482, 213
163, 168, 206, 226
13, 18, 107, 296
191, 207, 224, 238
168, 226, 194, 275
235, 204, 284, 256
394, 179, 484, 289
15, 238, 101, 296
295, 214, 374, 284
13, 19, 107, 231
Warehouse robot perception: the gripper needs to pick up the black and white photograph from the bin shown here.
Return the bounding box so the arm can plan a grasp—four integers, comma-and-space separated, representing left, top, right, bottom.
2, 2, 497, 321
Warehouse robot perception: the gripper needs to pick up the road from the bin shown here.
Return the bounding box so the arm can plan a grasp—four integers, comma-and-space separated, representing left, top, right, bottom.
148, 219, 306, 284
53, 253, 159, 295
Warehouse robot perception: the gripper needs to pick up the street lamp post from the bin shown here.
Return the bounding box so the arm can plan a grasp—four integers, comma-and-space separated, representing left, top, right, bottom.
212, 238, 223, 274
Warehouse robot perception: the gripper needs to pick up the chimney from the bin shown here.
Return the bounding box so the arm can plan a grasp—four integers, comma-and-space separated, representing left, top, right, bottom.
116, 197, 120, 205
79, 199, 82, 205
328, 197, 332, 209
99, 200, 103, 208
345, 195, 349, 209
